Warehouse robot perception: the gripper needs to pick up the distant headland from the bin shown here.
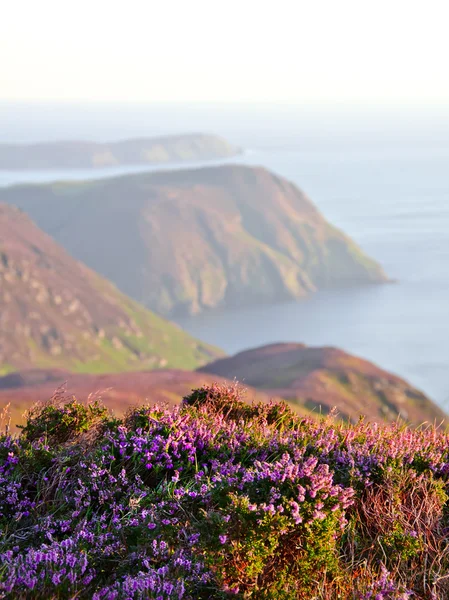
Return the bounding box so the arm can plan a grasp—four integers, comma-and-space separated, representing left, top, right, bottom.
0, 133, 241, 170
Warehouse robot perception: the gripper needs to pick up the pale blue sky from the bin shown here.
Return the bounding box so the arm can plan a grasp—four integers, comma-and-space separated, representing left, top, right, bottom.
1, 0, 448, 107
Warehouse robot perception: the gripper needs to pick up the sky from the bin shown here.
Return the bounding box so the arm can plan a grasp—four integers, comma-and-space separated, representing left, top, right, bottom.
1, 0, 448, 108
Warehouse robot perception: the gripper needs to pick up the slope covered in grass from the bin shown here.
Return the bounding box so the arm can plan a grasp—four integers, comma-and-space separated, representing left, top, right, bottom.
0, 204, 221, 373
200, 343, 446, 425
1, 384, 449, 599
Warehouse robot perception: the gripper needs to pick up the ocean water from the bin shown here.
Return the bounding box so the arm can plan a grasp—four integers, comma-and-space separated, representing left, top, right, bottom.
1, 103, 449, 409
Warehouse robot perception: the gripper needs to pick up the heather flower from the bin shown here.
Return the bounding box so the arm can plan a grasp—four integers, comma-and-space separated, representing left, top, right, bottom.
1, 387, 449, 598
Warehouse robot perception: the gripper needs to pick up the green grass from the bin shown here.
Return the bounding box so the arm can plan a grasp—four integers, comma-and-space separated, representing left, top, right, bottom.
0, 364, 14, 376
12, 283, 223, 376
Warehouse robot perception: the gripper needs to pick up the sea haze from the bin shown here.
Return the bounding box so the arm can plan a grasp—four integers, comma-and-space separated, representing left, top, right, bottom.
1, 104, 448, 409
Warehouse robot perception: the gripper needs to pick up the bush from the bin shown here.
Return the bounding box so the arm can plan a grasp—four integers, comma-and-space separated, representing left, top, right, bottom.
1, 384, 449, 599
18, 393, 110, 444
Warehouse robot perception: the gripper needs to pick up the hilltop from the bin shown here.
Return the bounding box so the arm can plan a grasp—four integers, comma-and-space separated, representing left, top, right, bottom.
0, 133, 240, 169
4, 164, 388, 317
199, 342, 446, 425
1, 341, 444, 429
0, 204, 221, 374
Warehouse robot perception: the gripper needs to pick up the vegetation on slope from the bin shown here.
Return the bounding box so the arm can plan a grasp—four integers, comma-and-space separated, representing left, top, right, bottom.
200, 343, 446, 425
0, 369, 288, 429
1, 384, 449, 598
0, 134, 240, 169
0, 204, 221, 373
4, 165, 388, 317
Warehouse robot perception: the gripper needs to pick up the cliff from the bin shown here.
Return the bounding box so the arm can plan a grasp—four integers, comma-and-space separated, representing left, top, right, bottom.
3, 165, 388, 317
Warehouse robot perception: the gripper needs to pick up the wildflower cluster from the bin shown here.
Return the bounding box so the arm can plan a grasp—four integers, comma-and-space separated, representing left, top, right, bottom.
1, 384, 449, 598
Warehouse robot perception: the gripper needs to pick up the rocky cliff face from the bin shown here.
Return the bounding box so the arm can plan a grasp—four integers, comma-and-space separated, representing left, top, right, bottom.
0, 134, 240, 169
0, 204, 221, 373
199, 343, 446, 425
4, 165, 388, 317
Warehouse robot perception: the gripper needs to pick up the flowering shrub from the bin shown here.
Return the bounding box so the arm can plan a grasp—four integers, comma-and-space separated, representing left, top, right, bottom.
18, 395, 110, 443
1, 383, 449, 598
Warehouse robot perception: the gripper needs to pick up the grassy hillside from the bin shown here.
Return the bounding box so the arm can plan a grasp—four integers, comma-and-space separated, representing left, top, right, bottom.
1, 384, 448, 598
199, 343, 446, 425
0, 204, 222, 373
3, 165, 388, 317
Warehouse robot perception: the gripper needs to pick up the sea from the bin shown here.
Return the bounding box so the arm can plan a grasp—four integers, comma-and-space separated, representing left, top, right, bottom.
1, 102, 449, 409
